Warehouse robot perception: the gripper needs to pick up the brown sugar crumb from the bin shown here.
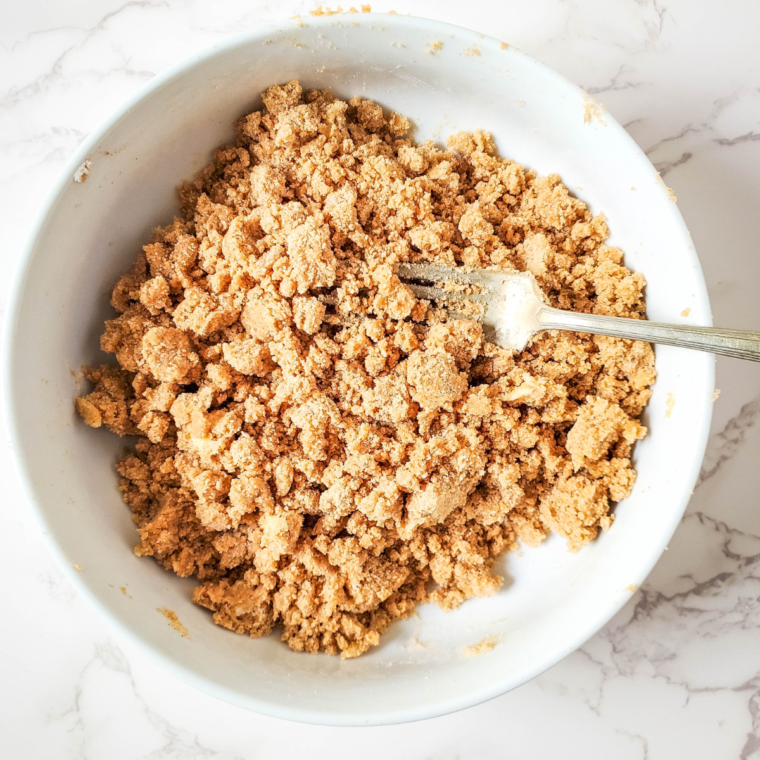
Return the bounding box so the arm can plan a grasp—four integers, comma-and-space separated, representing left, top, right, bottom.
310, 5, 342, 15
655, 171, 677, 202
76, 81, 654, 658
74, 159, 92, 183
308, 3, 371, 14
462, 634, 500, 658
583, 95, 607, 126
158, 607, 190, 638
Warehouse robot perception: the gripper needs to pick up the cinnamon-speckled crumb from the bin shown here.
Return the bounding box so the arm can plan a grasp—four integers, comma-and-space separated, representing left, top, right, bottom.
76, 81, 654, 658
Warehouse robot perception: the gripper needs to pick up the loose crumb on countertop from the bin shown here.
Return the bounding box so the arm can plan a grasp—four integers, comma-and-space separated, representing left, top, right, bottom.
462, 634, 500, 657
76, 80, 654, 659
713, 389, 721, 402
158, 607, 190, 638
680, 307, 691, 317
665, 393, 676, 418
72, 564, 82, 572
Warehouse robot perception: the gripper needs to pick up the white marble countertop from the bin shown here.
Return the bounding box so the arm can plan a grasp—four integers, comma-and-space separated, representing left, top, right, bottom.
3, 0, 760, 757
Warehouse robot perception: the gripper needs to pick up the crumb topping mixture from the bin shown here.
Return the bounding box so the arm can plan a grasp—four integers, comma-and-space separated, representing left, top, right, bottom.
76, 81, 655, 658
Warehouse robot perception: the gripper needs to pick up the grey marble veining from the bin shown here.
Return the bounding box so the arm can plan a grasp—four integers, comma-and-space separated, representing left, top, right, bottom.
2, 0, 760, 757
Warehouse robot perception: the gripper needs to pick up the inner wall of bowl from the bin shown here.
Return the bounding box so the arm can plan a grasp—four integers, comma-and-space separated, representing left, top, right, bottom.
8, 16, 713, 724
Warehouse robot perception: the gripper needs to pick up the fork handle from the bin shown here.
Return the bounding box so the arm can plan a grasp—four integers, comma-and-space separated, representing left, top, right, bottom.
537, 306, 760, 362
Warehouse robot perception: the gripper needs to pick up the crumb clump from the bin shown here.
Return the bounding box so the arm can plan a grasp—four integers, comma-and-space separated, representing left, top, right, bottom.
76, 81, 655, 658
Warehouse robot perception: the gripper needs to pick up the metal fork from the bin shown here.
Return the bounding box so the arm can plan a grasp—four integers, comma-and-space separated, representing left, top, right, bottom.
397, 263, 760, 361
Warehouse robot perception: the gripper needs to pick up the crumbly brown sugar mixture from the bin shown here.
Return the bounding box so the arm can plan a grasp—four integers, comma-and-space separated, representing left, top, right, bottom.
76, 81, 655, 658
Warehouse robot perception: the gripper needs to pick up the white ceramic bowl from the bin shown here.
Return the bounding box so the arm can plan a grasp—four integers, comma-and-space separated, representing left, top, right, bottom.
4, 14, 714, 726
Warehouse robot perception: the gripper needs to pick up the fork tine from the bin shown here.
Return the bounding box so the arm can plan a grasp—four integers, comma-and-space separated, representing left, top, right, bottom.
320, 265, 495, 329
397, 262, 500, 287
439, 307, 486, 323
404, 283, 491, 304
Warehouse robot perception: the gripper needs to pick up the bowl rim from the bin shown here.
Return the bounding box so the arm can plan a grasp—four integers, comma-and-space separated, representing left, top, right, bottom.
3, 12, 715, 726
